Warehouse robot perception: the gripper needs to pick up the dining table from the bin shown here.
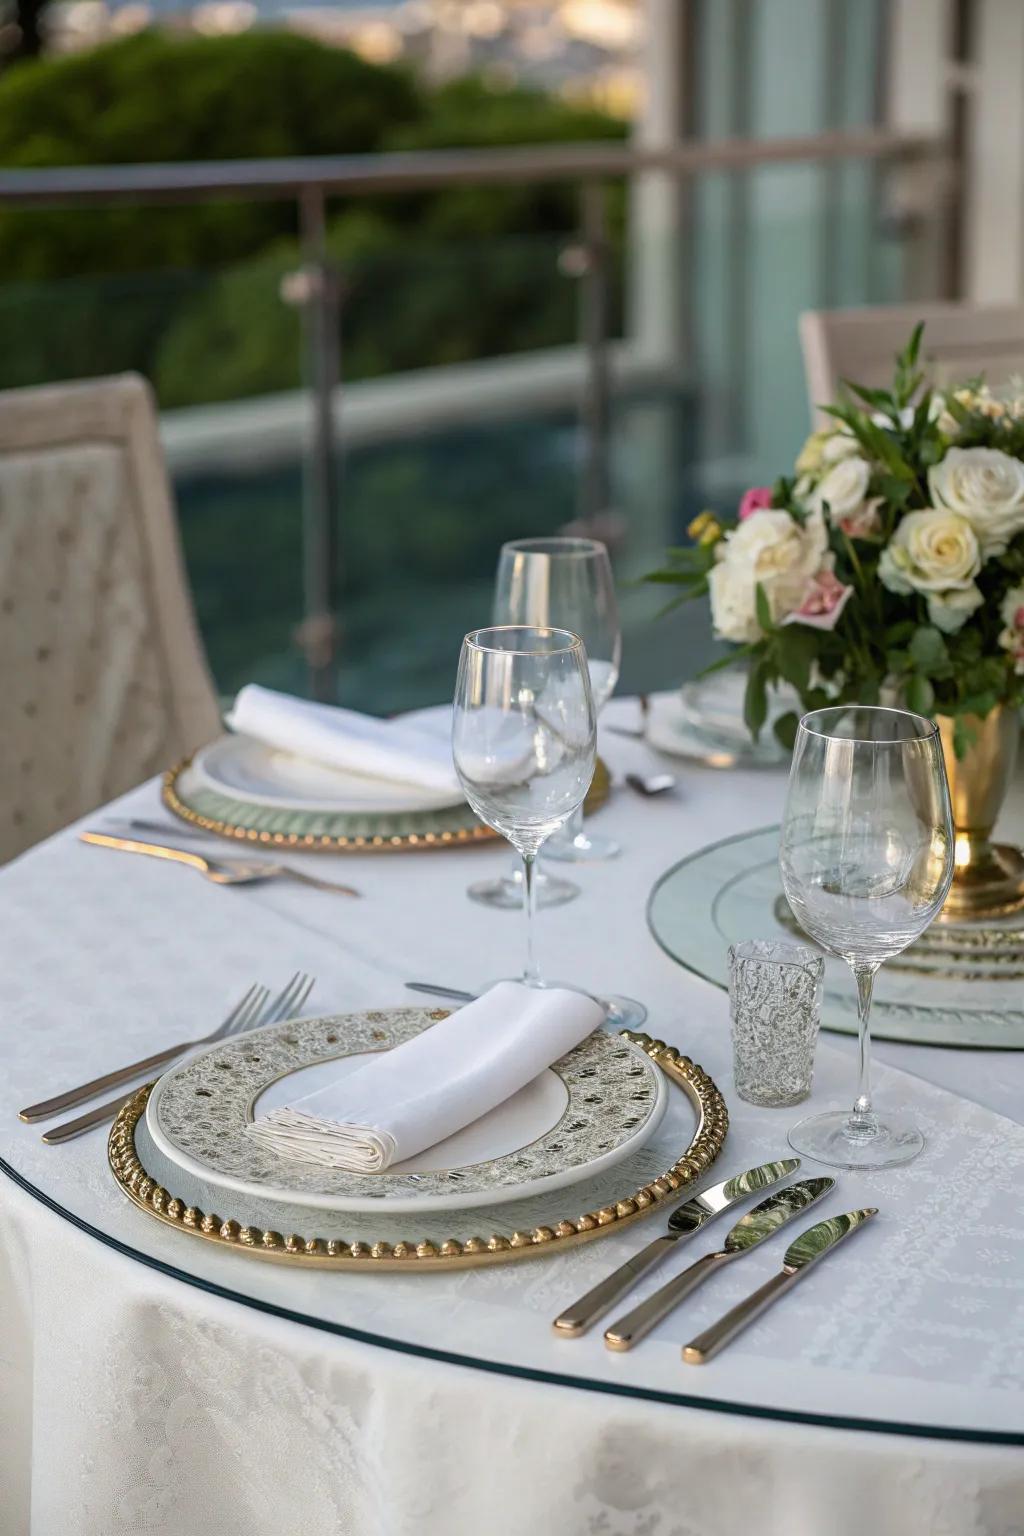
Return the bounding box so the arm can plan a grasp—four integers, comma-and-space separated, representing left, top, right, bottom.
1, 695, 1022, 1536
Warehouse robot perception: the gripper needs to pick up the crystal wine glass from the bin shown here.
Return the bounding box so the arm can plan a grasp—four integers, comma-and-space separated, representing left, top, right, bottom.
496, 537, 621, 863
452, 626, 596, 987
779, 705, 954, 1169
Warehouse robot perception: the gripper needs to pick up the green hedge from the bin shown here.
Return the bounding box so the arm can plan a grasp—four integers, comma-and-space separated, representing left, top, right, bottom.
0, 36, 625, 403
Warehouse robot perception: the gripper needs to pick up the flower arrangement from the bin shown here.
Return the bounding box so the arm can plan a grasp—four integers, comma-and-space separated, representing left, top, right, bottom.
647, 325, 1024, 754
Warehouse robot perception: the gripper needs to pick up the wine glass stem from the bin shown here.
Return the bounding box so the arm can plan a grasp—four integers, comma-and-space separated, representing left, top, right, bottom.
521, 852, 541, 986
850, 960, 879, 1133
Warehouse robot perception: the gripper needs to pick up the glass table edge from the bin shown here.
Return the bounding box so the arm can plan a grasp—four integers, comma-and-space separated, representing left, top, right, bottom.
1, 1154, 1019, 1448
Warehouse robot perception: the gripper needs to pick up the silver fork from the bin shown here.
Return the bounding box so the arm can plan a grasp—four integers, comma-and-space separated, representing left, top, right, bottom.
37, 972, 315, 1144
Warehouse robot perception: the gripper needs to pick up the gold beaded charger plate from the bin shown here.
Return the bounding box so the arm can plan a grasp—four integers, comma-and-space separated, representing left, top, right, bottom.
162, 755, 611, 853
648, 825, 1024, 1049
145, 1009, 669, 1215
109, 1031, 728, 1271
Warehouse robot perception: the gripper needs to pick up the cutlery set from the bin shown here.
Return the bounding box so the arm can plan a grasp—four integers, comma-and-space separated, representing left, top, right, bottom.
554, 1157, 877, 1364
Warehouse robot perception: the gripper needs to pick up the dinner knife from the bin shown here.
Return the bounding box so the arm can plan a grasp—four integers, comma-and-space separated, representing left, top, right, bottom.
682, 1207, 879, 1364
405, 983, 477, 1004
603, 1176, 834, 1350
551, 1158, 801, 1338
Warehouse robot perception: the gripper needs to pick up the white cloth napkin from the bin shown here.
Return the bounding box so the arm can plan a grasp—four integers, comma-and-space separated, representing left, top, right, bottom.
245, 982, 604, 1173
226, 684, 460, 794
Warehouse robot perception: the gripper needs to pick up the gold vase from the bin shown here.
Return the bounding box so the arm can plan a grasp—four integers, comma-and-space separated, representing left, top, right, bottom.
937, 706, 1024, 919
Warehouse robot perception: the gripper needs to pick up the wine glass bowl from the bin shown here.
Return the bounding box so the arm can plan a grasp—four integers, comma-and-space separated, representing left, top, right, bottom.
453, 625, 596, 987
492, 536, 621, 863
780, 705, 954, 1169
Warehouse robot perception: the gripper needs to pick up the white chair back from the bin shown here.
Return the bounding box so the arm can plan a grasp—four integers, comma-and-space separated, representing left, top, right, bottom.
800, 302, 1024, 425
0, 374, 221, 862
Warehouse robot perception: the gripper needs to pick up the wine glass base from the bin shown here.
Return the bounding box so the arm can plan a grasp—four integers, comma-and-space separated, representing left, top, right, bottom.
600, 993, 648, 1029
787, 1109, 924, 1170
543, 830, 621, 863
467, 869, 579, 910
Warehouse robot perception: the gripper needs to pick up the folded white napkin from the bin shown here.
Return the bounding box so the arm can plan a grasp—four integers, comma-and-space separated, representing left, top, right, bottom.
226, 684, 460, 794
245, 982, 604, 1173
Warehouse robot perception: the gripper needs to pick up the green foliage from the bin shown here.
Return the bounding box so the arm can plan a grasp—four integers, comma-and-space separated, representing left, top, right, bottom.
0, 32, 423, 281
0, 35, 626, 398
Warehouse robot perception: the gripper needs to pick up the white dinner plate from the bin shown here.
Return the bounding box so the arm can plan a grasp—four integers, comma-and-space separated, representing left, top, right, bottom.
145, 1009, 668, 1215
191, 734, 465, 815
645, 692, 787, 768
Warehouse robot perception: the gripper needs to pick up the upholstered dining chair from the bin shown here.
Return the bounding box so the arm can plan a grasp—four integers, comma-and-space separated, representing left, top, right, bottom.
800, 302, 1024, 426
0, 373, 221, 863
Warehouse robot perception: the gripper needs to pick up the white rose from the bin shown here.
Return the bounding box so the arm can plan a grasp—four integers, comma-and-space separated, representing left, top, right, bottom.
708, 510, 827, 643
926, 585, 984, 634
820, 430, 861, 465
809, 456, 871, 525
928, 447, 1024, 557
879, 509, 980, 598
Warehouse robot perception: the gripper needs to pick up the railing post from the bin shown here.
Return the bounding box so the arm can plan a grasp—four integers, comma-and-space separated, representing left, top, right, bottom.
577, 180, 612, 533
296, 186, 341, 702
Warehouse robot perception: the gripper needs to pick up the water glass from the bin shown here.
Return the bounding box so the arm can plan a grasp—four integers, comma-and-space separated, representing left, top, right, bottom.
728, 940, 823, 1107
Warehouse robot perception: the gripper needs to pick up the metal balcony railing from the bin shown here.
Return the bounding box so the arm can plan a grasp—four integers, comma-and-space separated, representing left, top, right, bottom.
0, 129, 949, 696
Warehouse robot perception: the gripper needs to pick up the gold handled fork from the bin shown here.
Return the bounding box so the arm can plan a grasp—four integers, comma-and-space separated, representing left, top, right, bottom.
80, 832, 360, 897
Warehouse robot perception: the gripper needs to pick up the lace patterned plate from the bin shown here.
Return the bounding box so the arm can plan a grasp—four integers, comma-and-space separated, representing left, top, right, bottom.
109, 1032, 728, 1272
648, 826, 1024, 1049
146, 1009, 668, 1215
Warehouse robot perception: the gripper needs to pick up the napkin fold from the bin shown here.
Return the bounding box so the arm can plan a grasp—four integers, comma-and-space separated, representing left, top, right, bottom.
245, 982, 604, 1173
226, 684, 460, 794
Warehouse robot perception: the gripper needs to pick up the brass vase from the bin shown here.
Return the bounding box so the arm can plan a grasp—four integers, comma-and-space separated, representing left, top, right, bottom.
937, 706, 1024, 919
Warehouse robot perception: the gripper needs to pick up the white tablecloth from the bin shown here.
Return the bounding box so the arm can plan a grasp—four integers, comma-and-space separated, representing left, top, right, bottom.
1, 699, 1022, 1535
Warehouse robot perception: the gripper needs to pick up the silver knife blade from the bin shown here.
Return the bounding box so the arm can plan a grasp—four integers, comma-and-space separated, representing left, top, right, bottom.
406, 983, 477, 1004
551, 1157, 801, 1338
683, 1207, 879, 1364
781, 1206, 878, 1272
667, 1157, 803, 1236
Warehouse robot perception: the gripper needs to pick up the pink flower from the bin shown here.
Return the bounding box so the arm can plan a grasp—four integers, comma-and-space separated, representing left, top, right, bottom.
782, 568, 854, 631
738, 486, 774, 521
839, 496, 883, 540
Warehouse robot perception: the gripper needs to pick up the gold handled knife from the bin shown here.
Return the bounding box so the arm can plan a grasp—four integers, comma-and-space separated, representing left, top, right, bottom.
604, 1176, 834, 1351
683, 1207, 879, 1364
551, 1158, 800, 1338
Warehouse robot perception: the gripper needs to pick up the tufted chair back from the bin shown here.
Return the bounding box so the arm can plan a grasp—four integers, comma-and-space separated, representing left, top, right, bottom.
0, 374, 221, 862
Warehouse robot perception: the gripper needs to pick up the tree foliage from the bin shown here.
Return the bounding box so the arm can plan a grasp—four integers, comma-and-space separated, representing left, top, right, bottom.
0, 34, 625, 399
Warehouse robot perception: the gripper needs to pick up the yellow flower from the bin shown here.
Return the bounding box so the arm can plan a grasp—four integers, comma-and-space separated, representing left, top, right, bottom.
688, 511, 723, 547
795, 430, 830, 477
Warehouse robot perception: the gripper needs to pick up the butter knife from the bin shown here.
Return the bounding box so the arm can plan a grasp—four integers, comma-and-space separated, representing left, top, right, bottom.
551, 1158, 800, 1338
604, 1176, 833, 1350
682, 1207, 879, 1364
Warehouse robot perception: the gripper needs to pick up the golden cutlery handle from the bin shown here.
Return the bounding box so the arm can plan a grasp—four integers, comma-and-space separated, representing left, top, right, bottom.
81, 832, 208, 872
552, 1234, 679, 1337
682, 1269, 795, 1364
19, 1042, 189, 1122
42, 1091, 134, 1144
604, 1250, 724, 1351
